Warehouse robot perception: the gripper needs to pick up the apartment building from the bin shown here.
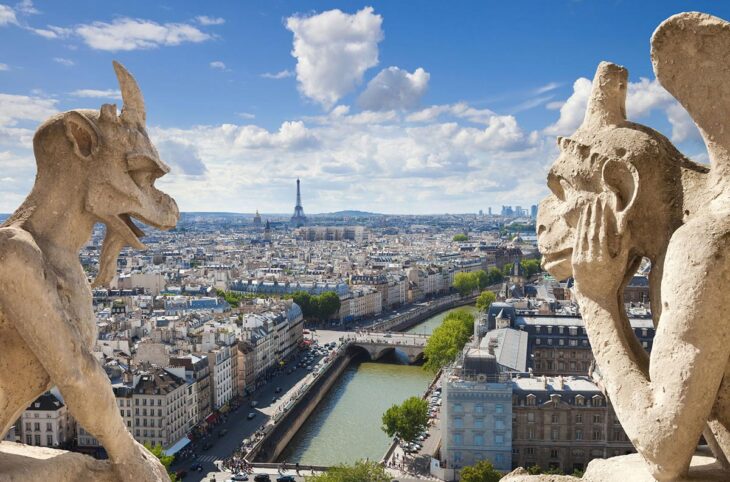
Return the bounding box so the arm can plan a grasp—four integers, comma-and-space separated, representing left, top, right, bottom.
20, 392, 75, 448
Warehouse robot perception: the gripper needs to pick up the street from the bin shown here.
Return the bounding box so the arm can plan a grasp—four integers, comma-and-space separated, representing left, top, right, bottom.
171, 334, 333, 482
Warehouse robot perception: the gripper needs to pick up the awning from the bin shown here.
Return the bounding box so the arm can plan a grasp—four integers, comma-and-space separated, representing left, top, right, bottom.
164, 436, 191, 456
205, 412, 218, 423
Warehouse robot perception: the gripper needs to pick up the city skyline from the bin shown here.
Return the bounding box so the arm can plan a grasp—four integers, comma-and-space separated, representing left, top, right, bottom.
0, 0, 725, 214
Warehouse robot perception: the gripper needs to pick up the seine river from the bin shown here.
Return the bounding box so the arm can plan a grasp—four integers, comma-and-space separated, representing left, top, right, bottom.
279, 305, 478, 465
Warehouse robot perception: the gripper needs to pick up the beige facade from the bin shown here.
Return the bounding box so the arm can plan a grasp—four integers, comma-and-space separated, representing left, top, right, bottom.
21, 392, 75, 448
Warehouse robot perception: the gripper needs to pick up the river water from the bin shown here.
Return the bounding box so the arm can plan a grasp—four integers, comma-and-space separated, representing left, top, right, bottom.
279, 305, 478, 465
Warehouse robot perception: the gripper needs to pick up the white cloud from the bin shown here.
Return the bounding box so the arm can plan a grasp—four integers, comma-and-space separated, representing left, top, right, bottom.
15, 0, 38, 15
53, 57, 74, 66
533, 82, 561, 95
0, 93, 57, 126
28, 25, 71, 39
545, 100, 564, 110
261, 69, 293, 80
545, 75, 700, 143
146, 100, 547, 214
195, 15, 224, 26
210, 61, 226, 70
75, 18, 212, 51
0, 63, 8, 71
156, 139, 207, 176
407, 102, 498, 125
70, 89, 121, 100
0, 4, 17, 25
358, 66, 429, 111
237, 112, 255, 120
286, 7, 383, 108
543, 77, 592, 136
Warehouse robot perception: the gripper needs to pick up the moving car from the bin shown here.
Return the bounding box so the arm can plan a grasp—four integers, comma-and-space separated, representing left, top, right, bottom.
189, 463, 203, 472
247, 412, 256, 420
254, 475, 271, 482
277, 476, 296, 482
232, 473, 249, 481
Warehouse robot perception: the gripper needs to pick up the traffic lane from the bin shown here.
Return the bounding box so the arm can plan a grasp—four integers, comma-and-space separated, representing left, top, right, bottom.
174, 350, 329, 481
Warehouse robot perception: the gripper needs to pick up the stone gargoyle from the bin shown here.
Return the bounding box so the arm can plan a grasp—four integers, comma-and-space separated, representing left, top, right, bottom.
0, 62, 178, 481
536, 11, 730, 482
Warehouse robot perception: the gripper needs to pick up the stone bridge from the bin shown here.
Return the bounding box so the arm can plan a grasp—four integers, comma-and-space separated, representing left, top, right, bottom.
342, 332, 430, 363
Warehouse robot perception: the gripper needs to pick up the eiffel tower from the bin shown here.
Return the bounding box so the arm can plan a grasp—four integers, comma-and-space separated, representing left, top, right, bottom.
290, 178, 307, 227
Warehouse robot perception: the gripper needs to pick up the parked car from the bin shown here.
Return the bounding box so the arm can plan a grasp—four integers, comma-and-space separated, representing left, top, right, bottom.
247, 412, 257, 420
254, 475, 271, 482
232, 473, 250, 481
277, 476, 296, 482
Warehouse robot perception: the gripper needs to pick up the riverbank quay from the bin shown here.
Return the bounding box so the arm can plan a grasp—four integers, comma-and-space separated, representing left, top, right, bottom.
370, 294, 477, 332
246, 342, 355, 463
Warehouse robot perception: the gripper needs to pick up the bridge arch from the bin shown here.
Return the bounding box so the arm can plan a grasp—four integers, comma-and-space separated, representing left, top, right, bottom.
346, 344, 373, 361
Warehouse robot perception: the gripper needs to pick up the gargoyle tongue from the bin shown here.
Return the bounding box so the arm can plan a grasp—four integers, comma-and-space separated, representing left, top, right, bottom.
91, 214, 147, 288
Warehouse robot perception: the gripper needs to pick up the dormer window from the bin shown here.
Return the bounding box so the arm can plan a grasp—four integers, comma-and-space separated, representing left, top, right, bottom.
526, 394, 537, 406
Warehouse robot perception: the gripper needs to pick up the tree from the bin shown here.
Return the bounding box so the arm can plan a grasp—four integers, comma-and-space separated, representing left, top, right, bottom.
474, 270, 489, 290
305, 460, 390, 482
486, 267, 504, 285
476, 290, 496, 312
453, 272, 478, 296
316, 291, 341, 321
521, 258, 542, 277
452, 233, 469, 242
423, 310, 475, 372
459, 460, 502, 482
502, 262, 514, 276
382, 396, 429, 445
292, 291, 315, 319
143, 442, 177, 481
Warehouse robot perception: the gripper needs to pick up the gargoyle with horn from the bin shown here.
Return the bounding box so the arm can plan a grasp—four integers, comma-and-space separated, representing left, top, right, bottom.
0, 61, 178, 481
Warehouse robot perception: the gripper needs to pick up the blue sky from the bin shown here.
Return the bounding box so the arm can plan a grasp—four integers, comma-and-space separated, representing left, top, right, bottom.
0, 1, 726, 214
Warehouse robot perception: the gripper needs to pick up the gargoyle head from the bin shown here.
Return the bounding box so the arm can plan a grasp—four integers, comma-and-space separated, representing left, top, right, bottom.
536, 62, 689, 280
32, 61, 179, 286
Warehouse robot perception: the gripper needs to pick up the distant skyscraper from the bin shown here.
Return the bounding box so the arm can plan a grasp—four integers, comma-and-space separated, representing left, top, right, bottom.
530, 204, 538, 219
264, 219, 272, 242
290, 178, 307, 227
253, 209, 262, 227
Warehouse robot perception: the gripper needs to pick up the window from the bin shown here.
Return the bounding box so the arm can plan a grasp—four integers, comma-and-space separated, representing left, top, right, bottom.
25, 435, 32, 445
474, 418, 484, 429
453, 433, 463, 445
495, 419, 505, 430
613, 428, 623, 441
474, 434, 484, 446
525, 447, 535, 455
34, 434, 41, 445
25, 423, 30, 431
527, 427, 535, 440
569, 339, 578, 346
453, 403, 463, 413
34, 423, 40, 431
46, 423, 52, 431
46, 435, 53, 446
454, 417, 463, 429
551, 428, 559, 440
495, 434, 504, 445
546, 361, 554, 370
551, 414, 559, 424
512, 448, 520, 455
527, 412, 535, 422
535, 338, 541, 345
495, 453, 504, 465
474, 404, 484, 415
526, 394, 536, 406
592, 396, 603, 407
575, 396, 585, 406
592, 429, 603, 441
593, 414, 602, 423
550, 449, 559, 459
495, 404, 503, 414
575, 429, 583, 441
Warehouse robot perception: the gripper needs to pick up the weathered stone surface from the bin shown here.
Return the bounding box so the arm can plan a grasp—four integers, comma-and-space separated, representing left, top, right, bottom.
536, 11, 730, 482
503, 448, 728, 482
0, 61, 178, 481
0, 442, 116, 482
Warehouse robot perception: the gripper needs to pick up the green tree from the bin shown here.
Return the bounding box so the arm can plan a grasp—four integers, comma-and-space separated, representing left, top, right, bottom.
527, 465, 542, 475
474, 270, 489, 290
382, 396, 429, 445
502, 262, 514, 276
305, 460, 390, 482
143, 442, 177, 481
292, 291, 315, 319
453, 272, 478, 296
486, 267, 504, 285
452, 233, 469, 242
316, 291, 342, 321
521, 258, 542, 277
423, 310, 475, 372
476, 290, 496, 312
459, 460, 502, 482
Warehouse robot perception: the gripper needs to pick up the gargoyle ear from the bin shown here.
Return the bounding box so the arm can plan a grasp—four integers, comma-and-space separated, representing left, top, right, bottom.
601, 159, 639, 232
63, 111, 101, 161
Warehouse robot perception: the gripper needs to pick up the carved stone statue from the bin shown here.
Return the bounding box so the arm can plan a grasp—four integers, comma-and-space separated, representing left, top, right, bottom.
0, 62, 178, 481
531, 11, 730, 482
